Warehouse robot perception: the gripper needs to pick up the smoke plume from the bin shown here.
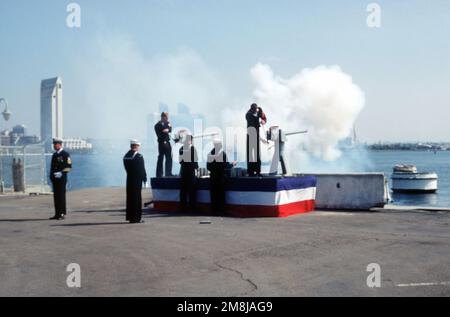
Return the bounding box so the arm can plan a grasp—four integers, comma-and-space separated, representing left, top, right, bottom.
250, 63, 365, 162
72, 34, 228, 140
72, 33, 368, 172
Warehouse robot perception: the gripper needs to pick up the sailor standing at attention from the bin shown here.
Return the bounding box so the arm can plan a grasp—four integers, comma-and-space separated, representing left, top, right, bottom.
123, 140, 147, 224
49, 138, 72, 220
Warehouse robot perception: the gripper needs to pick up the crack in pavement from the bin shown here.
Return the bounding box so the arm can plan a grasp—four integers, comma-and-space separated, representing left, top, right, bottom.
215, 262, 258, 296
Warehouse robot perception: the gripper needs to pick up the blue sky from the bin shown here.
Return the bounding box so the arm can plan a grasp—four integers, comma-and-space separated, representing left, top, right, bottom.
0, 0, 449, 142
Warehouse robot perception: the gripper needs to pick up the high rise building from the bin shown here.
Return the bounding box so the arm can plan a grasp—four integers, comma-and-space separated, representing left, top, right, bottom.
12, 124, 26, 136
40, 77, 63, 148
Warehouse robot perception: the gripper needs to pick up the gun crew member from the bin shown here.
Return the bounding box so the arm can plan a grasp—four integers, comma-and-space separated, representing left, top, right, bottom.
154, 112, 173, 178
179, 134, 199, 212
207, 139, 236, 214
246, 103, 267, 176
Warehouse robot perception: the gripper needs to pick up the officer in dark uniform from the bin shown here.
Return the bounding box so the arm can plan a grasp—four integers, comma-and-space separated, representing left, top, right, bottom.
49, 138, 72, 220
155, 112, 173, 178
179, 134, 199, 212
246, 103, 267, 176
207, 139, 235, 214
123, 140, 147, 224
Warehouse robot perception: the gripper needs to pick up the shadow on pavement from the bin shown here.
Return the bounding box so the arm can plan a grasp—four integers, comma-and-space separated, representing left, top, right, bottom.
51, 222, 130, 227
143, 208, 229, 219
71, 209, 125, 214
0, 218, 49, 222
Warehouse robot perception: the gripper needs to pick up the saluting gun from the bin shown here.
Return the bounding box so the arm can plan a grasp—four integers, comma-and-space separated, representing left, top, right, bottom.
266, 127, 308, 148
172, 130, 220, 144
266, 126, 308, 176
193, 132, 221, 139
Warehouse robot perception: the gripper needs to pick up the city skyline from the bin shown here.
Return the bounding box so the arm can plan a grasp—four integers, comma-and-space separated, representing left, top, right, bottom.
0, 0, 449, 143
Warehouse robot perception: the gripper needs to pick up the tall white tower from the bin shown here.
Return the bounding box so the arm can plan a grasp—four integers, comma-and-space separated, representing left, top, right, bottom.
40, 77, 63, 148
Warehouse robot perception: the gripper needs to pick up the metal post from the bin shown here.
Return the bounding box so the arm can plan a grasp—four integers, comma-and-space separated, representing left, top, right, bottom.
0, 149, 4, 193
1, 98, 12, 192
23, 145, 26, 191
39, 144, 44, 192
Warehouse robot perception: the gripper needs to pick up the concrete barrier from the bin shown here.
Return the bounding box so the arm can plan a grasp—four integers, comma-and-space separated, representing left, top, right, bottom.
299, 173, 389, 210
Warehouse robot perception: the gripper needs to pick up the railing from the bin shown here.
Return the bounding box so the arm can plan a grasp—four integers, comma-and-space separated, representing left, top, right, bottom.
0, 143, 50, 194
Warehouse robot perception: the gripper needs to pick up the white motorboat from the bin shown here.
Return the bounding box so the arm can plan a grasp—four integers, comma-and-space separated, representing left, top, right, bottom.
391, 165, 438, 193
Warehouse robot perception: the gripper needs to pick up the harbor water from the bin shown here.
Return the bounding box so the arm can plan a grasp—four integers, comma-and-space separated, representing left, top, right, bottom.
45, 150, 450, 208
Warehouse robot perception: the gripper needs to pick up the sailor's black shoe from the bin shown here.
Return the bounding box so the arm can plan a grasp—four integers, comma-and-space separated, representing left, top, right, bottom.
130, 220, 145, 224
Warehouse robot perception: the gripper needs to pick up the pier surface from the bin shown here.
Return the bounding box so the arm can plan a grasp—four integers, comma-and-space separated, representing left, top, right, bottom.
0, 188, 449, 297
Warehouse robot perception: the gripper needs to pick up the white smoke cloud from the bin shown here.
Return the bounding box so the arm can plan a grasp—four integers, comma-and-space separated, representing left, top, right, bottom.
250, 63, 365, 161
72, 34, 228, 140
71, 34, 367, 172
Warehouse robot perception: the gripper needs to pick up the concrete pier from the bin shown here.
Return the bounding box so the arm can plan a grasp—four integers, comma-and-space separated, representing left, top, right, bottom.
302, 173, 389, 210
0, 187, 449, 297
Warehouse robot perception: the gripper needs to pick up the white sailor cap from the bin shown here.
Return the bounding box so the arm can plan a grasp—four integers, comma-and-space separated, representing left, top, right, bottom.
130, 139, 141, 146
52, 138, 63, 144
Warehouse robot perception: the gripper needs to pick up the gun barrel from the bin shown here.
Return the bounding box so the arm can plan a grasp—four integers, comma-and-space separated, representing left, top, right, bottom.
285, 130, 308, 136
193, 132, 220, 139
